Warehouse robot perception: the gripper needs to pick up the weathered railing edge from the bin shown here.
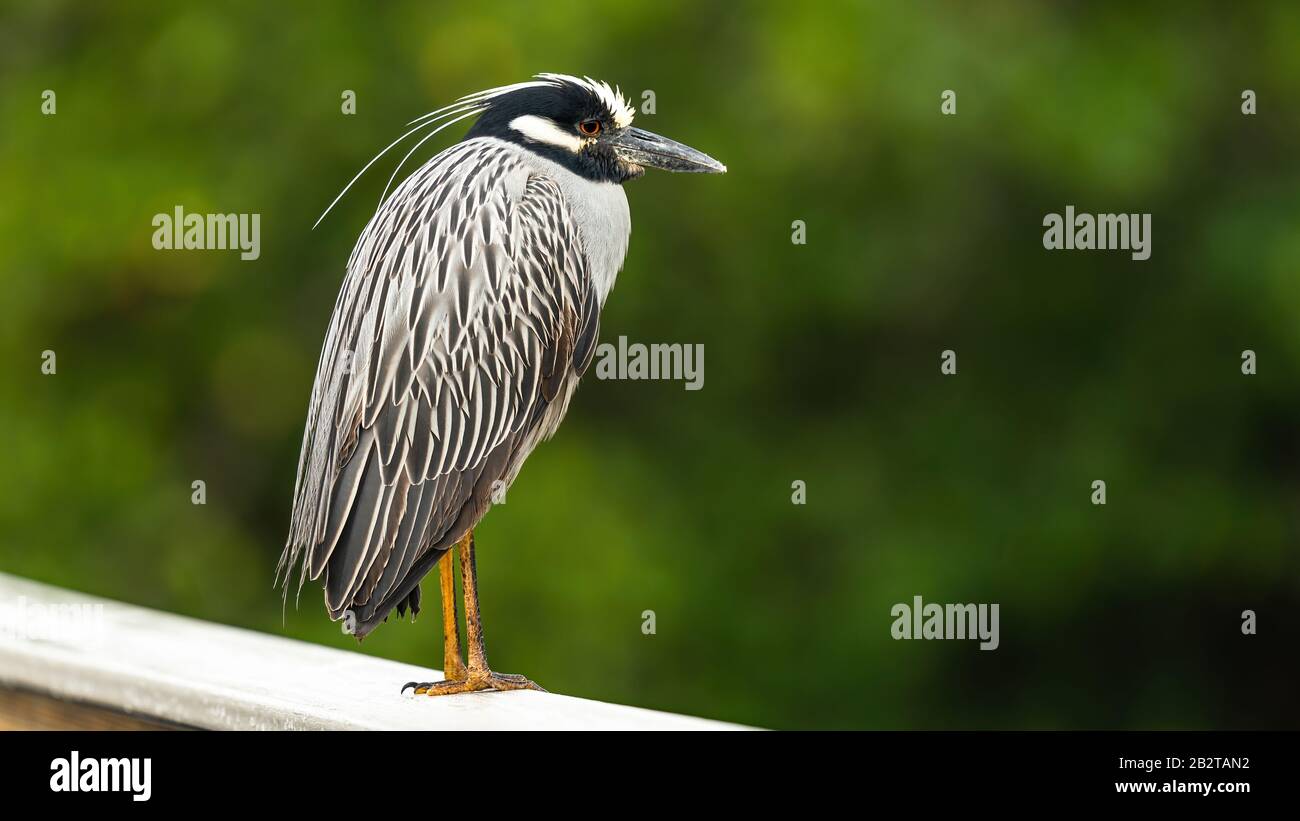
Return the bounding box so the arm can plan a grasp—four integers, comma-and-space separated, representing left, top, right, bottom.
0, 572, 751, 731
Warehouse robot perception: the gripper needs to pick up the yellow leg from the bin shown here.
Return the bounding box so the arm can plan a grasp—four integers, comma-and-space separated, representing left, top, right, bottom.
403, 531, 545, 696
438, 548, 466, 681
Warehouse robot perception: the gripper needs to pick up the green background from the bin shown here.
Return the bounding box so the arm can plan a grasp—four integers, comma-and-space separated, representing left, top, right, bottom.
2, 1, 1297, 728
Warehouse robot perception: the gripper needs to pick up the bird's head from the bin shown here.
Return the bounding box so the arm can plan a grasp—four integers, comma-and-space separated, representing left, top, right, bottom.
462, 74, 727, 184
312, 74, 726, 229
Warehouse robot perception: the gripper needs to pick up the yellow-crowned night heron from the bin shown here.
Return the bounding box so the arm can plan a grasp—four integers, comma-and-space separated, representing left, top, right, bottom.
278, 74, 725, 695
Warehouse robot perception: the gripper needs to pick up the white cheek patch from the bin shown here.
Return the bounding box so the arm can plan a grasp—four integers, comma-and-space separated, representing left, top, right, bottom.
508, 115, 585, 153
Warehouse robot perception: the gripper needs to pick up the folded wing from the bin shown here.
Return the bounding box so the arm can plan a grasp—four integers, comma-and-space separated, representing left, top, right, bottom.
279, 138, 599, 635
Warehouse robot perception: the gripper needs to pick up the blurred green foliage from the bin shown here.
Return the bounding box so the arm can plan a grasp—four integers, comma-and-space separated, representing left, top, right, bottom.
2, 1, 1298, 728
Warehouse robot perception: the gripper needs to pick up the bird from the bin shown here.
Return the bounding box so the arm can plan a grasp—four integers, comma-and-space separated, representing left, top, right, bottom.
277, 74, 725, 696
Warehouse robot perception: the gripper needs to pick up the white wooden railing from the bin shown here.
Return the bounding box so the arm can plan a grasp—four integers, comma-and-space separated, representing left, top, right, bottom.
0, 572, 746, 730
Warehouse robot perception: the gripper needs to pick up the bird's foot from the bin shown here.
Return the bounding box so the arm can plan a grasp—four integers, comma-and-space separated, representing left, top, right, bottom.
443, 656, 467, 682
402, 671, 546, 696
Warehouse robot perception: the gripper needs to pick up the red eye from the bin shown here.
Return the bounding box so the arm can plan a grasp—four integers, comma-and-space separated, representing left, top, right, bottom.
578, 119, 601, 137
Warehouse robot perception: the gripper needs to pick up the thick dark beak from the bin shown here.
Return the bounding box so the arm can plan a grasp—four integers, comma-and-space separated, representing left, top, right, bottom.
609, 127, 727, 173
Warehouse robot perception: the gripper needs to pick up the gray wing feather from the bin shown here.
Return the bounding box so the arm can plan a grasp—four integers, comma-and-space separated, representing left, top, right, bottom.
280, 138, 596, 632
